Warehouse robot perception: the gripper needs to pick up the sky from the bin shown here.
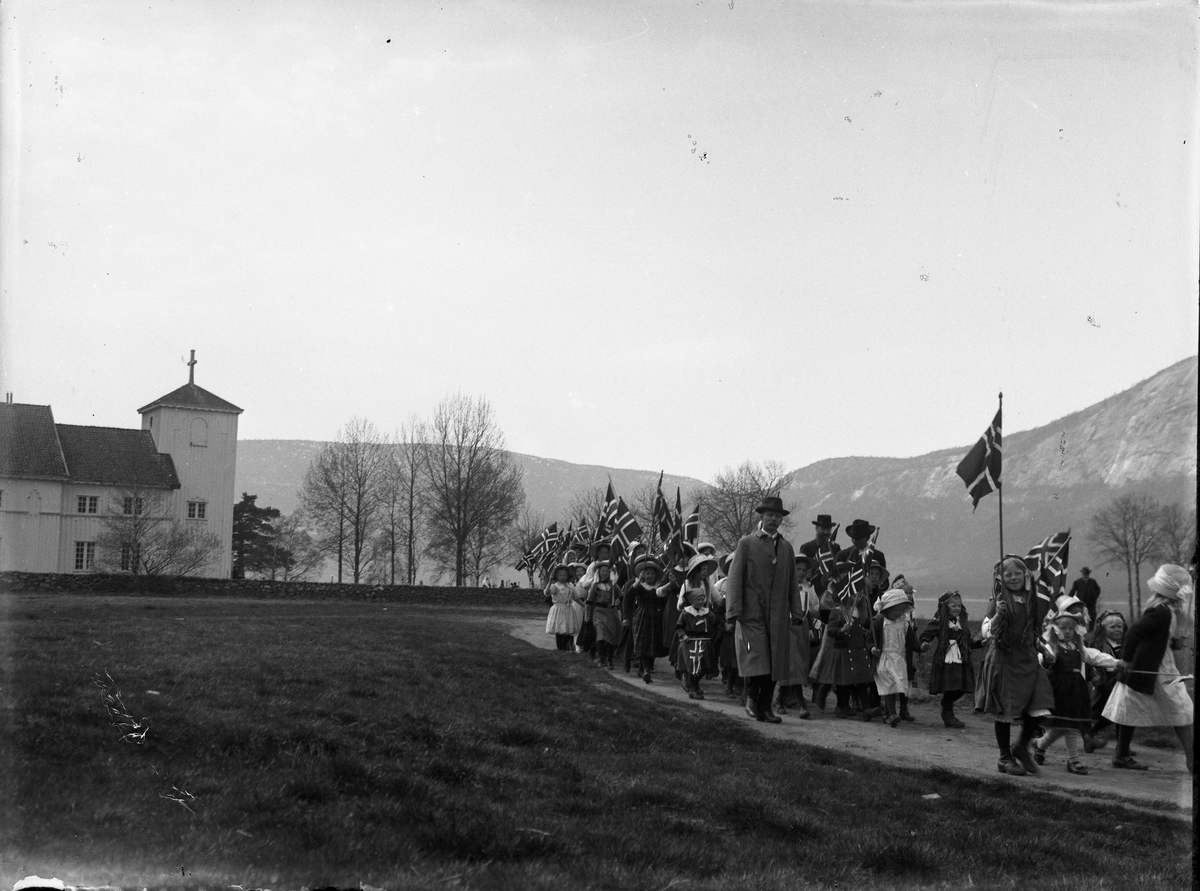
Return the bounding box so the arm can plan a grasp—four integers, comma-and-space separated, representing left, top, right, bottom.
2, 0, 1197, 483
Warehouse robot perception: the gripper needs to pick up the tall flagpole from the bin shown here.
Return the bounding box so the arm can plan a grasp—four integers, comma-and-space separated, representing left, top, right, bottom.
998, 391, 1004, 560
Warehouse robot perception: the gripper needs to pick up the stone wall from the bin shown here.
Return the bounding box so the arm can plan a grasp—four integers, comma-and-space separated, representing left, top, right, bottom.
0, 571, 545, 607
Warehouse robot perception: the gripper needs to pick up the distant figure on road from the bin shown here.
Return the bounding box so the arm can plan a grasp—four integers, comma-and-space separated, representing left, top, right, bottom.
1067, 567, 1101, 630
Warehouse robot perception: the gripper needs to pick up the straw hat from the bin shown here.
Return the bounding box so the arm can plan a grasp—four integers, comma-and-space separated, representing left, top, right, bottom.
878, 589, 911, 613
685, 552, 718, 577
1146, 564, 1193, 600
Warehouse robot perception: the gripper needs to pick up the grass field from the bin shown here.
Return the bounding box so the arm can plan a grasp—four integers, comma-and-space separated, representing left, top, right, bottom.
0, 593, 1193, 890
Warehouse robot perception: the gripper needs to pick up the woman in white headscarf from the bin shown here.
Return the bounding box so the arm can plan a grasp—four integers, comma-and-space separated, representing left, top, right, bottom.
1102, 563, 1194, 773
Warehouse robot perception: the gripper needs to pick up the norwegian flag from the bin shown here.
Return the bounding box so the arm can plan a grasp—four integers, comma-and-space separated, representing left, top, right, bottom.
836, 560, 866, 602
572, 519, 591, 551
1026, 531, 1071, 607
816, 545, 837, 579
683, 503, 700, 544
597, 482, 617, 540
531, 522, 558, 561
653, 486, 673, 547
610, 497, 643, 551
955, 408, 1002, 511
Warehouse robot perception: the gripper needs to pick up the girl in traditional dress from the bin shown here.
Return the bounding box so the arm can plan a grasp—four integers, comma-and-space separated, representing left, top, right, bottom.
585, 560, 623, 670
544, 563, 582, 651
1031, 597, 1119, 774
624, 555, 669, 683
976, 555, 1055, 776
676, 553, 721, 699
1103, 564, 1194, 773
919, 590, 982, 728
1083, 609, 1126, 751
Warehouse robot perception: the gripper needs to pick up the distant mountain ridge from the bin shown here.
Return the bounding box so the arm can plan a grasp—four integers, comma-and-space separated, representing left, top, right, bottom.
235, 357, 1196, 610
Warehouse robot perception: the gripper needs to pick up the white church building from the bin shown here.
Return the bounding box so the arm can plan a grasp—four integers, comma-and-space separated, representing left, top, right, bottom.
0, 355, 241, 577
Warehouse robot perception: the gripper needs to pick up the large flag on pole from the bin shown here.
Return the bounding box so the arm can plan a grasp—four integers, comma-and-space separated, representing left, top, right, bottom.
610, 497, 643, 551
956, 408, 1002, 511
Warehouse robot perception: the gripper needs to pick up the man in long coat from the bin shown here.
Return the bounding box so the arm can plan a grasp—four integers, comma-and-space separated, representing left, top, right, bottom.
726, 495, 800, 723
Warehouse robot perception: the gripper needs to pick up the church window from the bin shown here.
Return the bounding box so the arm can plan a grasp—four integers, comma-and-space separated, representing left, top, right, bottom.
74, 541, 96, 571
123, 497, 144, 516
190, 418, 208, 447
77, 495, 98, 514
187, 501, 207, 520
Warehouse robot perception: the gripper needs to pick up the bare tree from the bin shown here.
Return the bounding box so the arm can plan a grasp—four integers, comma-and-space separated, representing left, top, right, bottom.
298, 418, 390, 584
95, 485, 221, 577
701, 460, 797, 552
263, 510, 325, 581
1156, 501, 1197, 566
1089, 493, 1164, 616
299, 441, 350, 581
396, 417, 427, 585
567, 486, 607, 533
628, 482, 659, 539
509, 506, 547, 588
421, 394, 525, 586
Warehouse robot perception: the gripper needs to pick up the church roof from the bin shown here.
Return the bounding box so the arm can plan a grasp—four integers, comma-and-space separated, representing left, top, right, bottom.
0, 404, 69, 479
56, 425, 180, 489
0, 404, 180, 489
138, 382, 243, 415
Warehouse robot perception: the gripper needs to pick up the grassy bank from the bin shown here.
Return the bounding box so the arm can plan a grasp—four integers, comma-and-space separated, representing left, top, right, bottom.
0, 593, 1192, 890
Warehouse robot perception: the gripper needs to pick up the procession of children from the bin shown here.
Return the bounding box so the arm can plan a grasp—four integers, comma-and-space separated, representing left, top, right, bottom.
545, 510, 1195, 779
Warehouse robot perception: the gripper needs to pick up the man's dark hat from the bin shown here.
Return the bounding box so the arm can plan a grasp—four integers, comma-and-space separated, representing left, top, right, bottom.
812, 514, 834, 527
846, 519, 875, 539
1081, 567, 1091, 575
755, 495, 790, 516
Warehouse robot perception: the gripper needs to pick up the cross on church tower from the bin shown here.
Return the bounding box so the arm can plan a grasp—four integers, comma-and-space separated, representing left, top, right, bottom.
188, 350, 197, 385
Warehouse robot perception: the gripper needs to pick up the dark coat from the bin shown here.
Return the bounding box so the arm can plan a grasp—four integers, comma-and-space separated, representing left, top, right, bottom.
1120, 604, 1173, 695
919, 614, 981, 694
726, 528, 799, 679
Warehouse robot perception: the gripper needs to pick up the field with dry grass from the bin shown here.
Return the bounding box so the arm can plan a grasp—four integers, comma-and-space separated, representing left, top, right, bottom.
0, 592, 1192, 890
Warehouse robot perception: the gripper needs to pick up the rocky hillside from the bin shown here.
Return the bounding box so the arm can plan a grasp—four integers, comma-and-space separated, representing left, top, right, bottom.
236, 357, 1196, 611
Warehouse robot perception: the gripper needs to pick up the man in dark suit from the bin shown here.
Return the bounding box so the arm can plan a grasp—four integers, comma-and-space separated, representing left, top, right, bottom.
1068, 567, 1102, 630
799, 514, 839, 614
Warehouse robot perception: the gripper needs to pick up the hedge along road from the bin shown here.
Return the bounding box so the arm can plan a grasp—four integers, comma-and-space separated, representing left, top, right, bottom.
508, 618, 1192, 816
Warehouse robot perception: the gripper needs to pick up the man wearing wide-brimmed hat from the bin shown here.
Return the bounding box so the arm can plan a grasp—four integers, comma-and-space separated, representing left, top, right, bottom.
726, 495, 800, 724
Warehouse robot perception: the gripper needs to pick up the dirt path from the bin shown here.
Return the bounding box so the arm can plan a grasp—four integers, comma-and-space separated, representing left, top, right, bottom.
508, 618, 1193, 817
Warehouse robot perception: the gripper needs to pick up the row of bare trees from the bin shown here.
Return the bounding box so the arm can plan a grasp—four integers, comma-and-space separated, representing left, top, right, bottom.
1088, 493, 1196, 616
296, 395, 525, 586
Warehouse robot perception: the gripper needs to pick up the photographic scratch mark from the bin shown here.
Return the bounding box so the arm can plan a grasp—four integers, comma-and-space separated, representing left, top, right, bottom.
920, 274, 929, 282
577, 11, 649, 50
1086, 315, 1100, 328
832, 197, 847, 201
844, 116, 852, 123
48, 241, 68, 250
1058, 432, 1067, 468
873, 90, 882, 97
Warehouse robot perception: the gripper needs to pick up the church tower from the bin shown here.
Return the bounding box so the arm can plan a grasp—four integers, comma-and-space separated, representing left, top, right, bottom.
138, 351, 242, 577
